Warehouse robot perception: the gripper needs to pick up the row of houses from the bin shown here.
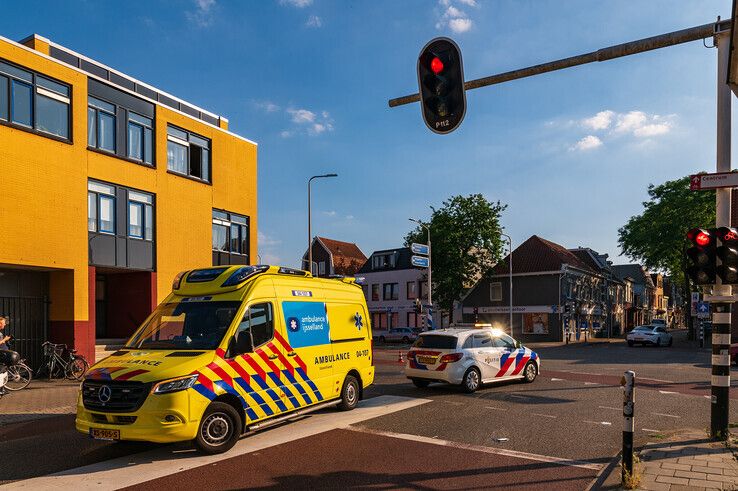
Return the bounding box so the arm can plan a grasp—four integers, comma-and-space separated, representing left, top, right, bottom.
302, 235, 685, 343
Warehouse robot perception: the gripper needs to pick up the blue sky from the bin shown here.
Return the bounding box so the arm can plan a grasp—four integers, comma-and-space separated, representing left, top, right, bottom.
0, 0, 734, 268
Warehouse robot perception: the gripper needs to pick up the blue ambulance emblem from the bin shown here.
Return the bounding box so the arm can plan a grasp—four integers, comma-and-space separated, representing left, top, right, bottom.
354, 313, 363, 330
288, 317, 300, 332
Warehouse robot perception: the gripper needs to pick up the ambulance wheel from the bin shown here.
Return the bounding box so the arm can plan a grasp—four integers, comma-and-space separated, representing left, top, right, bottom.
194, 402, 242, 454
411, 378, 430, 388
462, 367, 481, 393
523, 361, 538, 383
338, 375, 360, 411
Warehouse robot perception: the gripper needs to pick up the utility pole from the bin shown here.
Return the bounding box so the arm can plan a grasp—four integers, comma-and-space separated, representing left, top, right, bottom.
500, 232, 513, 335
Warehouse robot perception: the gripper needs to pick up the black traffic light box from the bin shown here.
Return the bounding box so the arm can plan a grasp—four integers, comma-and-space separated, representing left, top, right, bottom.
686, 228, 717, 285
716, 227, 738, 284
417, 37, 466, 134
414, 298, 422, 314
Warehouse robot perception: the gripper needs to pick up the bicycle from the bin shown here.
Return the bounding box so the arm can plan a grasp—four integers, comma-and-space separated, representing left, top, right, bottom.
37, 341, 89, 381
2, 339, 32, 391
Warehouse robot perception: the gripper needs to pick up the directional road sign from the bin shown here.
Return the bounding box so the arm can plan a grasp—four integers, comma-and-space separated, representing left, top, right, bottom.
411, 243, 429, 255
411, 255, 430, 268
690, 172, 738, 191
697, 301, 710, 319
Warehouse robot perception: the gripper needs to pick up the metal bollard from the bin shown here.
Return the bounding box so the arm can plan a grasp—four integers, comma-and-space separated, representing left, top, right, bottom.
700, 321, 704, 348
621, 371, 635, 483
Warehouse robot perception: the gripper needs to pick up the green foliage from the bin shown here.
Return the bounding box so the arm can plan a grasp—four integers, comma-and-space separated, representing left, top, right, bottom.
405, 194, 507, 313
617, 176, 715, 286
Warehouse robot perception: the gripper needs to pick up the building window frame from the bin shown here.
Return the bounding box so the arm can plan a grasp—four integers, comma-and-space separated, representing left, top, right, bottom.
490, 282, 503, 302
127, 111, 154, 165
406, 281, 417, 300
212, 209, 250, 264
127, 190, 154, 241
88, 95, 116, 153
0, 59, 71, 141
383, 283, 399, 301
167, 124, 211, 183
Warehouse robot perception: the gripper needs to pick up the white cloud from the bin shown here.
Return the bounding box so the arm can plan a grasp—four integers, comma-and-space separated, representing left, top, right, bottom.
288, 108, 316, 124
582, 110, 614, 131
280, 130, 293, 138
435, 0, 476, 33
280, 0, 312, 7
346, 215, 354, 220
322, 210, 337, 217
305, 15, 322, 28
257, 231, 283, 265
612, 111, 647, 134
186, 0, 216, 27
253, 100, 280, 113
571, 135, 603, 151
258, 231, 282, 247
633, 123, 670, 137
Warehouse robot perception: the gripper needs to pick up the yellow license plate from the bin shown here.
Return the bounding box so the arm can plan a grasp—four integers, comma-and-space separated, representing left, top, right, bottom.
417, 356, 436, 364
90, 428, 120, 440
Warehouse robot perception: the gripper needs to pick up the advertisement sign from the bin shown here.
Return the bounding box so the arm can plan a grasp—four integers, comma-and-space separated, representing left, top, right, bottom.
523, 313, 549, 334
281, 301, 330, 348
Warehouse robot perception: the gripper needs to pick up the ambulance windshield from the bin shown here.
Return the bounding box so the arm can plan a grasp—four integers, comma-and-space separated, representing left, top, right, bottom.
126, 301, 241, 350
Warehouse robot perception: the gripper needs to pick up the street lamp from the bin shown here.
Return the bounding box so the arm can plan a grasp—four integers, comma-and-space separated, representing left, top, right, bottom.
307, 173, 338, 274
409, 218, 432, 327
500, 232, 513, 335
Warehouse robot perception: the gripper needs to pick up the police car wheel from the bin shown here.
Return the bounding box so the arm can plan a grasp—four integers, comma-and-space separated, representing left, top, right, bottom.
338, 375, 360, 411
462, 367, 481, 393
411, 378, 430, 388
523, 362, 537, 383
195, 402, 242, 454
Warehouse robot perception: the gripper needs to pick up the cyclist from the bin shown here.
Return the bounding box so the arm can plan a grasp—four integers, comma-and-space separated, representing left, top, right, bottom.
0, 315, 11, 350
0, 316, 8, 395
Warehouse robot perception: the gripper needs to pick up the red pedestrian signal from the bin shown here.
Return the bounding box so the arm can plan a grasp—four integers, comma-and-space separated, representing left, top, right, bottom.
716, 227, 738, 284
430, 57, 444, 74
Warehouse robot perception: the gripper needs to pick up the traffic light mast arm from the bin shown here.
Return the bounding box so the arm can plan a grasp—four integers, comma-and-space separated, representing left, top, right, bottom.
389, 19, 730, 108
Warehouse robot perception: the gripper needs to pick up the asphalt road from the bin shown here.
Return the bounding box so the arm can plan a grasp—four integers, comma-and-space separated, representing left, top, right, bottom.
2, 339, 735, 489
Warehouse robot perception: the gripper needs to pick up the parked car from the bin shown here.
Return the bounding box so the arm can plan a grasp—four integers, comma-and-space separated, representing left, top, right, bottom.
651, 319, 667, 328
405, 328, 540, 393
375, 327, 418, 344
626, 325, 672, 347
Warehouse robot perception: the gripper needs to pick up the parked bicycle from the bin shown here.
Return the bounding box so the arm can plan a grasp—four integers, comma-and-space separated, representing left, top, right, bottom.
37, 341, 89, 381
1, 338, 32, 391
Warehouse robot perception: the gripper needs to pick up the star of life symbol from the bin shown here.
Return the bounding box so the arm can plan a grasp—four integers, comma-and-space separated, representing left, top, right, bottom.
288, 317, 299, 332
354, 313, 363, 330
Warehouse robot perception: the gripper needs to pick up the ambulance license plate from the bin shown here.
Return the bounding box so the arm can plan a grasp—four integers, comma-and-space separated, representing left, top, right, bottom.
417, 355, 436, 365
90, 428, 120, 440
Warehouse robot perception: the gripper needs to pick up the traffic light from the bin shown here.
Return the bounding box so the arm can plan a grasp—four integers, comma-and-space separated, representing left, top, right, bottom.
564, 304, 571, 314
417, 37, 466, 134
717, 227, 738, 284
414, 298, 422, 314
686, 228, 717, 285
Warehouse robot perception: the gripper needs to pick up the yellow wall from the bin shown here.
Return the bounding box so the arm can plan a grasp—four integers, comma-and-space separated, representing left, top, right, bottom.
0, 35, 258, 323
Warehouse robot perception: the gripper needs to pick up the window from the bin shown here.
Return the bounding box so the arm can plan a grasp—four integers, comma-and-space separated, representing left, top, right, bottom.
319, 261, 326, 275
212, 209, 250, 263
492, 334, 516, 349
407, 281, 417, 300
128, 190, 154, 240
88, 96, 116, 152
383, 283, 399, 301
420, 281, 428, 299
167, 125, 211, 182
0, 61, 70, 138
88, 181, 117, 234
472, 333, 493, 348
490, 282, 503, 302
127, 112, 153, 164
371, 284, 379, 302
372, 253, 396, 270
231, 303, 274, 356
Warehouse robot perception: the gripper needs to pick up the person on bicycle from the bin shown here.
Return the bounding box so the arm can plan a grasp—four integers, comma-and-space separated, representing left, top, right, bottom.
0, 316, 11, 350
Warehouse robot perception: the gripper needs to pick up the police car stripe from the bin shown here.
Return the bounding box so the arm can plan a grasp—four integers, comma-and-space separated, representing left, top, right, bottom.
295, 367, 324, 401
511, 356, 530, 376
496, 356, 515, 377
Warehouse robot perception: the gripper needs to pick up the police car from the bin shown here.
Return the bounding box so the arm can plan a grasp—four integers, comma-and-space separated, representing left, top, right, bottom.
405, 328, 539, 393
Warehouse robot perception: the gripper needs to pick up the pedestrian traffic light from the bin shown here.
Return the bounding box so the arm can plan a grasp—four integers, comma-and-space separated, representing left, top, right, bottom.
716, 227, 738, 284
414, 298, 422, 314
417, 37, 466, 134
686, 228, 717, 285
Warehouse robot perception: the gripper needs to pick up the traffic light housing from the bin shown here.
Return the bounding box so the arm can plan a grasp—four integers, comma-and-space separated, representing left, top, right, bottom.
414, 298, 422, 314
417, 37, 466, 134
686, 228, 717, 285
716, 227, 738, 284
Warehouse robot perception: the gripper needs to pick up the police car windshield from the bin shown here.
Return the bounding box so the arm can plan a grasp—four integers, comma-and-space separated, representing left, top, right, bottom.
412, 335, 458, 349
126, 301, 241, 350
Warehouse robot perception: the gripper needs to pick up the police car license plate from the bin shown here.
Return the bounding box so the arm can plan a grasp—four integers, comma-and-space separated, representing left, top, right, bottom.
417, 355, 436, 365
90, 428, 120, 440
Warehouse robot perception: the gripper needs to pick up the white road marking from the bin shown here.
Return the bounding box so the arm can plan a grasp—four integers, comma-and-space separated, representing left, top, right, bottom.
1, 395, 429, 491
531, 413, 557, 419
651, 412, 680, 419
642, 428, 662, 433
584, 382, 599, 385
704, 395, 712, 399
485, 406, 508, 411
348, 427, 603, 471
639, 377, 674, 384
659, 390, 679, 395
583, 420, 612, 426
551, 378, 564, 381
598, 406, 621, 411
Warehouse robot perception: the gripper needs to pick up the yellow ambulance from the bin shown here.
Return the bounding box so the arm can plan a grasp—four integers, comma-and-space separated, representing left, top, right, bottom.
76, 265, 374, 453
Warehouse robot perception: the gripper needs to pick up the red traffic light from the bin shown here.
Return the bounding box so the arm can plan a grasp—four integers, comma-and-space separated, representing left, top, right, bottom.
430, 57, 444, 74
696, 231, 711, 246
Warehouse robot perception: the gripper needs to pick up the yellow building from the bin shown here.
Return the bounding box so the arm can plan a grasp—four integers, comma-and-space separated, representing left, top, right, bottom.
0, 34, 257, 367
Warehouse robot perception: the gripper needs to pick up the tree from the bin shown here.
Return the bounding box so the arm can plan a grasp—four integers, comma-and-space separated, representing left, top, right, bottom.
617, 176, 715, 336
405, 194, 508, 317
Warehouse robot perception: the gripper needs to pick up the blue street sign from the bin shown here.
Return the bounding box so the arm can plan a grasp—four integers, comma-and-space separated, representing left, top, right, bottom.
411, 255, 430, 268
411, 243, 430, 256
697, 301, 710, 318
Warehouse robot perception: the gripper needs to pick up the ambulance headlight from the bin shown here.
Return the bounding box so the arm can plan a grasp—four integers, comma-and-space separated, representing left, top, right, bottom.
152, 375, 199, 394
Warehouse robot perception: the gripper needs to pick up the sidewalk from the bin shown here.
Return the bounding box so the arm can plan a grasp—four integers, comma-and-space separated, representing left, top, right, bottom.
596, 430, 738, 490
0, 379, 78, 425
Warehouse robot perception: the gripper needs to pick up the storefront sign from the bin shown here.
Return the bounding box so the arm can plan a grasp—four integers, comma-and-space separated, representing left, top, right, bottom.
462, 305, 558, 314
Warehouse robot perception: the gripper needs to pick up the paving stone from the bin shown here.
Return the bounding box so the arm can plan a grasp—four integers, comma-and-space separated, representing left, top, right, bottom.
663, 463, 694, 471
640, 481, 672, 491
656, 475, 691, 485
693, 465, 726, 475
707, 474, 738, 484
708, 461, 735, 469
675, 471, 709, 480
648, 467, 676, 477
680, 458, 705, 465
689, 478, 722, 488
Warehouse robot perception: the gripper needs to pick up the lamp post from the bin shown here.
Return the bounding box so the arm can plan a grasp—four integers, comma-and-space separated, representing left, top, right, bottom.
500, 232, 513, 335
409, 218, 432, 327
307, 173, 338, 274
